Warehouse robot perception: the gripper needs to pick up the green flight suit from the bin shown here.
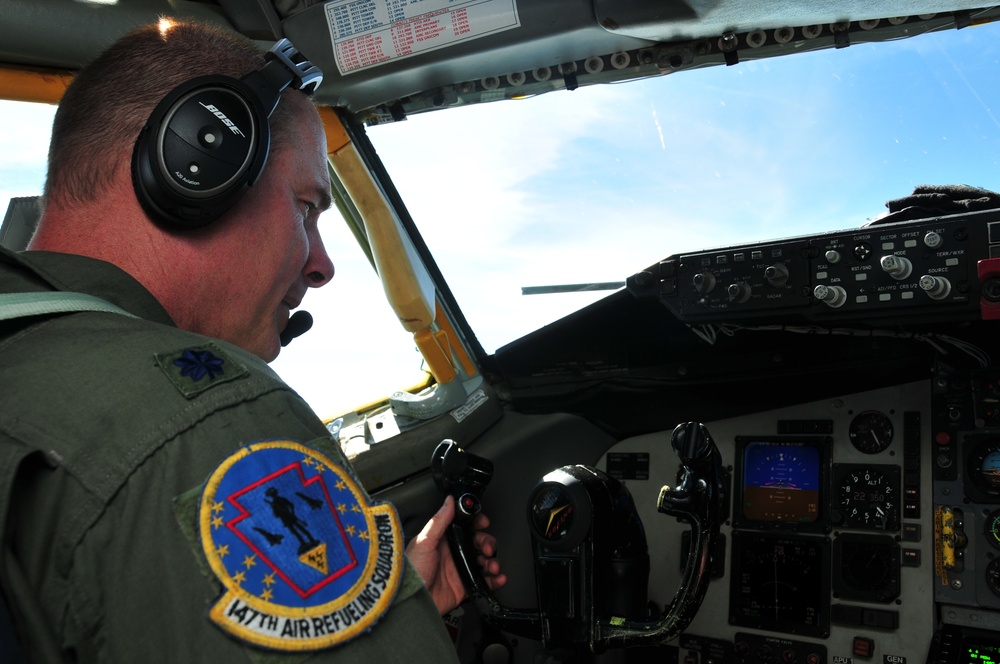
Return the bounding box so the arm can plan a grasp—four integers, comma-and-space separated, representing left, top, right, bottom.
0, 248, 459, 663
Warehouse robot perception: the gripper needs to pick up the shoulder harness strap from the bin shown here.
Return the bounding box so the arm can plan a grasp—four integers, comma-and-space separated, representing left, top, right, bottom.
0, 292, 136, 321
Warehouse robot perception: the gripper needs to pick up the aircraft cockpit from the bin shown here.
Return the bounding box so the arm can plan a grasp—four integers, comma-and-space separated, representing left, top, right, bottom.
3, 2, 1000, 663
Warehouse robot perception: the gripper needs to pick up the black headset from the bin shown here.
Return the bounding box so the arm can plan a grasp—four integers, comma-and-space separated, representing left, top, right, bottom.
131, 39, 323, 230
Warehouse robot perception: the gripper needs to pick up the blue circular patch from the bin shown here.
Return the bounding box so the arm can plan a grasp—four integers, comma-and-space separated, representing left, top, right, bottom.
200, 440, 402, 651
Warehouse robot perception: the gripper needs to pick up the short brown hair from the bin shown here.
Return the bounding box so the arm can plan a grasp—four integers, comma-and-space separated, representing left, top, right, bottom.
44, 20, 299, 208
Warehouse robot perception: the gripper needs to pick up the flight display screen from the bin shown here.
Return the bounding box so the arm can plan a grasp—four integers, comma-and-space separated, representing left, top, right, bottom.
729, 532, 830, 638
738, 438, 824, 524
965, 639, 1000, 663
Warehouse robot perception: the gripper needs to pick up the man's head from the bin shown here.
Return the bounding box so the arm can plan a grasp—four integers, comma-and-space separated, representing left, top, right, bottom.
34, 20, 334, 361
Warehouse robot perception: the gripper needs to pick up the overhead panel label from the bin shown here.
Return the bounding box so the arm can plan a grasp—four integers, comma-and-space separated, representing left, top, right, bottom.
326, 0, 520, 75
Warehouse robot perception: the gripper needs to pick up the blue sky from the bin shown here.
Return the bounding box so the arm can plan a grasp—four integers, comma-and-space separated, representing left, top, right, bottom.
3, 20, 999, 417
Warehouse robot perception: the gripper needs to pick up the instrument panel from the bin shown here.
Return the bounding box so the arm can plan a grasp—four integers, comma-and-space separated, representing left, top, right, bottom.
599, 380, 931, 664
593, 366, 1000, 663
541, 206, 1000, 662
932, 367, 1000, 629
627, 208, 1000, 327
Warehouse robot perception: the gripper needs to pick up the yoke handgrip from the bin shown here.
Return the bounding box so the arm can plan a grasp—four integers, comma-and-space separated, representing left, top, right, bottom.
598, 421, 725, 647
429, 440, 544, 638
431, 440, 493, 599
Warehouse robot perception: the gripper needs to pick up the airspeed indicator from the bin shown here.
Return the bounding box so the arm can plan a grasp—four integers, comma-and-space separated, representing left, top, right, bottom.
849, 411, 894, 454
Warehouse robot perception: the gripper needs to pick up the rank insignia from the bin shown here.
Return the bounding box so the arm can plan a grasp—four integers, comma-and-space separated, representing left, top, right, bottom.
199, 440, 403, 651
155, 343, 247, 399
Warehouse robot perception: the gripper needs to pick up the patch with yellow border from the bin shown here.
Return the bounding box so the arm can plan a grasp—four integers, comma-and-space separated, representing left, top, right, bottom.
199, 440, 403, 651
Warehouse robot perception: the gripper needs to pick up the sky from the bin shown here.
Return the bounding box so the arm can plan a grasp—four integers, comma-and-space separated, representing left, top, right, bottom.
2, 19, 999, 418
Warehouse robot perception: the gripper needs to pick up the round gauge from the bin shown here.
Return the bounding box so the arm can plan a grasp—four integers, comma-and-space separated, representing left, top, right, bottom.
967, 439, 1000, 500
834, 535, 900, 602
836, 466, 900, 531
849, 411, 894, 454
979, 450, 1000, 491
530, 484, 575, 543
986, 511, 1000, 550
987, 558, 1000, 598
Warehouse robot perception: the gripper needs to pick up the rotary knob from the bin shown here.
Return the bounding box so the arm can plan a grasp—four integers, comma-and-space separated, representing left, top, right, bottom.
764, 263, 789, 287
919, 274, 952, 300
728, 281, 751, 303
814, 284, 847, 308
692, 272, 716, 294
924, 231, 943, 249
880, 254, 913, 280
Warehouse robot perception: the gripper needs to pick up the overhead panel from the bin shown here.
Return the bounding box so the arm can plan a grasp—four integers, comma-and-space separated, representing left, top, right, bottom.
592, 0, 996, 40
280, 0, 653, 112
277, 1, 1000, 122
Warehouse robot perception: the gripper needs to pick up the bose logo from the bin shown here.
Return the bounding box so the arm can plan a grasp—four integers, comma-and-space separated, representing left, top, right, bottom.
199, 102, 246, 137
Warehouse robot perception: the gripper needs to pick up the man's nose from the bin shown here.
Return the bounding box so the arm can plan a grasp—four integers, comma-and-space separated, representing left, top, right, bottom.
304, 241, 334, 287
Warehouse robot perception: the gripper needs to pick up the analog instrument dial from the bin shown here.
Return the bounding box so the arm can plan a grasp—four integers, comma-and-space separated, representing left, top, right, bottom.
966, 439, 1000, 502
987, 558, 1000, 598
849, 411, 894, 454
835, 465, 900, 531
833, 534, 900, 603
986, 510, 1000, 550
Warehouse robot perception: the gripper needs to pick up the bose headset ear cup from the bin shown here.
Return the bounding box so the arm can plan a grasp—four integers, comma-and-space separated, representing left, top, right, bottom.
131, 38, 323, 230
131, 75, 270, 230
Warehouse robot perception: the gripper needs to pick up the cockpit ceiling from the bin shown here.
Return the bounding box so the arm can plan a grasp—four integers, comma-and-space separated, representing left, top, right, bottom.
2, 1, 998, 121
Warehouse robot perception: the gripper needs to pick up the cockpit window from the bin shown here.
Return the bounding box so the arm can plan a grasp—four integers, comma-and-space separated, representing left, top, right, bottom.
366, 22, 1000, 356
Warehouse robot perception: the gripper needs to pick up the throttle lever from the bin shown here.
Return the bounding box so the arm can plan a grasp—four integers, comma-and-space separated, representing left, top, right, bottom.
430, 439, 494, 599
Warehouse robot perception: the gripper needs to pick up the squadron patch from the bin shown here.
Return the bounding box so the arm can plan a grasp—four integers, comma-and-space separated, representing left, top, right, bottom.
199, 440, 403, 651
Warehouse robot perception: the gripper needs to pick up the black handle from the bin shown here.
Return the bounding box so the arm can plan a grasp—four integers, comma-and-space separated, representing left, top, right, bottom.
597, 421, 725, 648
431, 440, 494, 599
429, 441, 544, 638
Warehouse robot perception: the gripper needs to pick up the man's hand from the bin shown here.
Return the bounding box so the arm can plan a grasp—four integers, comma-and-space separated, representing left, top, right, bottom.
406, 495, 508, 615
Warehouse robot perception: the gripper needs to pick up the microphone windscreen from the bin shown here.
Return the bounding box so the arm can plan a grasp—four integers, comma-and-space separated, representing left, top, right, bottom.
279, 310, 313, 346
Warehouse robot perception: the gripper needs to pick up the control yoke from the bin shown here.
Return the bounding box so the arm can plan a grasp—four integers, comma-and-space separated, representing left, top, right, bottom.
430, 437, 496, 599
429, 421, 725, 651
